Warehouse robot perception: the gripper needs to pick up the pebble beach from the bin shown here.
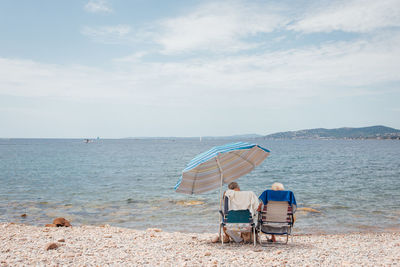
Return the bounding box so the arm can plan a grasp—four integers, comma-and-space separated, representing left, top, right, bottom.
1, 223, 399, 266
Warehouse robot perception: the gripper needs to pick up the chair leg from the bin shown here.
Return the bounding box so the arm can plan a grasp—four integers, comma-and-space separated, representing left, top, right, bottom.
221, 225, 224, 245
253, 226, 256, 247
219, 224, 222, 245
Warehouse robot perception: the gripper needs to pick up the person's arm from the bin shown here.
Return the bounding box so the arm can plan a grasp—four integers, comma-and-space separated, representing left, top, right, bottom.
258, 190, 267, 211
257, 202, 262, 212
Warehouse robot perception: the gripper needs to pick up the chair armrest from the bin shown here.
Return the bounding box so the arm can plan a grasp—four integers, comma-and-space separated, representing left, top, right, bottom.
219, 210, 226, 226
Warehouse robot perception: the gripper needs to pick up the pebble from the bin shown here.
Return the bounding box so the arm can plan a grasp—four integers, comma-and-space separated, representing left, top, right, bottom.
46, 243, 58, 251
0, 223, 399, 266
146, 228, 162, 232
53, 218, 71, 227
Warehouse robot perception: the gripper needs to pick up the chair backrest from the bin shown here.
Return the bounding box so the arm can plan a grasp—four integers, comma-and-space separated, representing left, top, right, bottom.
226, 209, 252, 223
223, 195, 253, 223
262, 201, 292, 223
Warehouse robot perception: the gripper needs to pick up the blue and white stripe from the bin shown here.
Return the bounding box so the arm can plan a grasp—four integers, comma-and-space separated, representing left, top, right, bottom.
175, 142, 270, 194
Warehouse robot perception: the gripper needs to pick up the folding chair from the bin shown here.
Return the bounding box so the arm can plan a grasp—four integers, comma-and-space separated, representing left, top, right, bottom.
219, 196, 257, 246
258, 200, 295, 245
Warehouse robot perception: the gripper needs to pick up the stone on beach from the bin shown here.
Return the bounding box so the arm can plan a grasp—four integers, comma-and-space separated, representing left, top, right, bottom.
53, 218, 71, 227
146, 228, 162, 232
1, 223, 399, 266
46, 243, 59, 250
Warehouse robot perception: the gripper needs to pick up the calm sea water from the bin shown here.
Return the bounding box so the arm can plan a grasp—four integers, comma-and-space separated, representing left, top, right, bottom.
0, 138, 399, 234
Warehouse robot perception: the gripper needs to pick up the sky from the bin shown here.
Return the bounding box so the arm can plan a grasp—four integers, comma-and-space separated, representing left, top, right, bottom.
0, 0, 399, 138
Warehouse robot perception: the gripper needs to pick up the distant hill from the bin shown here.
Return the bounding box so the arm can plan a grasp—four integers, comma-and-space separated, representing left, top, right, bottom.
122, 134, 262, 140
264, 126, 400, 140
202, 134, 263, 140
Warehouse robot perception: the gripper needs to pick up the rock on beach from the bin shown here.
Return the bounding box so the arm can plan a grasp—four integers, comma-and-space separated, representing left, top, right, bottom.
0, 223, 399, 266
46, 243, 59, 251
53, 218, 71, 227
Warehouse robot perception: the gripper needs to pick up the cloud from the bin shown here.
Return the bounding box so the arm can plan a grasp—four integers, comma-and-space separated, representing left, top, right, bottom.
81, 25, 131, 43
3, 0, 400, 136
80, 0, 400, 52
288, 0, 400, 33
80, 1, 289, 51
113, 52, 148, 62
154, 2, 288, 54
84, 0, 112, 13
1, 32, 399, 108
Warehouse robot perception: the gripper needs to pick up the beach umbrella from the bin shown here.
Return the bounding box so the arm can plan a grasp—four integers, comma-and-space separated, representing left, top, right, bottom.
174, 142, 270, 196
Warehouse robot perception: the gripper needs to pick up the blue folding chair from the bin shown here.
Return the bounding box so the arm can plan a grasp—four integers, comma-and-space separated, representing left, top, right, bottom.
257, 190, 296, 245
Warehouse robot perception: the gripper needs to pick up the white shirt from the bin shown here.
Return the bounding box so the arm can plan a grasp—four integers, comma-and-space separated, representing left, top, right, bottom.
225, 190, 259, 217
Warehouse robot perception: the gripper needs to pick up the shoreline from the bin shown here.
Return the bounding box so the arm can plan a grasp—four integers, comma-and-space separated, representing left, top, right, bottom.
4, 220, 400, 236
1, 223, 399, 266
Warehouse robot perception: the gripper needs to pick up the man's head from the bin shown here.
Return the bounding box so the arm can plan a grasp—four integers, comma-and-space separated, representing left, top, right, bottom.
228, 182, 240, 191
271, 182, 284, 191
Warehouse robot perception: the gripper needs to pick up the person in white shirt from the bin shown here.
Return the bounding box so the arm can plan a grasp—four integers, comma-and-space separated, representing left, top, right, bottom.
222, 182, 259, 243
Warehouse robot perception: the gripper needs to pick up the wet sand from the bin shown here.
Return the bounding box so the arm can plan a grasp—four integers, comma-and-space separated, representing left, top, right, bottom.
1, 223, 399, 266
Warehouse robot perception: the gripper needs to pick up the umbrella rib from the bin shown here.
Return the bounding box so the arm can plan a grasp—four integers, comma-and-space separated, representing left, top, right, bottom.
191, 168, 200, 194
230, 149, 256, 169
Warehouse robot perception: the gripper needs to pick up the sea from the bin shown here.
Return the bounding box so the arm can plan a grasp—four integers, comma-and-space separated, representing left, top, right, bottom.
1, 138, 399, 234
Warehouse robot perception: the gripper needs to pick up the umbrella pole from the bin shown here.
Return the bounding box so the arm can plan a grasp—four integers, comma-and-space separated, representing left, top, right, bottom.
216, 154, 224, 210
216, 155, 224, 243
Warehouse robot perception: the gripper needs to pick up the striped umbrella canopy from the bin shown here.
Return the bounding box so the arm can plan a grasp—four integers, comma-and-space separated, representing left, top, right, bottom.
175, 142, 271, 195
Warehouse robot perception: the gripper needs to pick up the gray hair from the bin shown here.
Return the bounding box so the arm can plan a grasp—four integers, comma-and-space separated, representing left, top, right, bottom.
271, 182, 284, 191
